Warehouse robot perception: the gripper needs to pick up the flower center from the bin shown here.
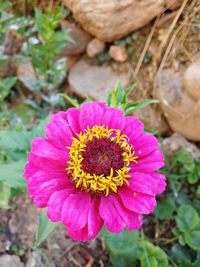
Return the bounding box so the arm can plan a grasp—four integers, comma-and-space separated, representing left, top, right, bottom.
67, 125, 138, 196
81, 137, 124, 176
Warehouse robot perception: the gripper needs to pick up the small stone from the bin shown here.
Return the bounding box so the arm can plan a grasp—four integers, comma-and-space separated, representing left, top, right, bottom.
17, 63, 37, 92
0, 254, 24, 267
60, 20, 91, 56
86, 38, 105, 58
183, 60, 200, 101
155, 69, 200, 141
109, 46, 128, 62
68, 59, 130, 101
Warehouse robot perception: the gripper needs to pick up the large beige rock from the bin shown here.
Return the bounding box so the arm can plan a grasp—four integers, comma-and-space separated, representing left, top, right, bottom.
183, 61, 200, 101
155, 69, 200, 141
68, 59, 130, 101
63, 0, 180, 42
0, 255, 24, 267
133, 106, 169, 135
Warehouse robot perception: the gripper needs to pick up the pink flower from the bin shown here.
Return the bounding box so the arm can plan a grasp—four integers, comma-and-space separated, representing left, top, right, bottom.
24, 102, 166, 241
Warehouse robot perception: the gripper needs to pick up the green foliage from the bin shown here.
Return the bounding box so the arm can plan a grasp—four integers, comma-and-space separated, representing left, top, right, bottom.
176, 205, 200, 250
155, 195, 175, 220
28, 7, 69, 84
34, 209, 59, 247
0, 116, 49, 204
0, 77, 17, 103
103, 230, 168, 267
0, 3, 33, 41
0, 181, 11, 208
107, 81, 159, 116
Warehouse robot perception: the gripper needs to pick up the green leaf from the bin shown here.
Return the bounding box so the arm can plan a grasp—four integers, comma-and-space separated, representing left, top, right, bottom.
59, 93, 80, 108
144, 128, 158, 135
0, 128, 31, 160
178, 235, 186, 246
0, 77, 17, 101
176, 205, 200, 233
0, 181, 11, 208
139, 241, 168, 267
0, 160, 27, 189
184, 231, 200, 250
155, 196, 175, 220
34, 209, 59, 247
171, 244, 191, 264
176, 149, 195, 173
105, 230, 141, 267
125, 99, 159, 115
106, 82, 136, 110
188, 172, 199, 184
0, 0, 11, 12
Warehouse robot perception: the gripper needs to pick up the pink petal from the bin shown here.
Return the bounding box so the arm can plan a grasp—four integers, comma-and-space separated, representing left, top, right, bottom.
87, 197, 103, 238
45, 120, 73, 149
151, 173, 166, 194
128, 172, 166, 196
99, 195, 126, 232
47, 188, 74, 222
61, 192, 90, 231
134, 134, 158, 158
66, 107, 81, 134
31, 137, 68, 161
79, 102, 105, 131
67, 226, 89, 242
30, 179, 69, 208
101, 107, 126, 131
123, 116, 144, 143
118, 186, 157, 214
67, 197, 103, 241
112, 196, 143, 230
51, 111, 68, 122
131, 150, 164, 172
26, 169, 68, 184
23, 153, 66, 179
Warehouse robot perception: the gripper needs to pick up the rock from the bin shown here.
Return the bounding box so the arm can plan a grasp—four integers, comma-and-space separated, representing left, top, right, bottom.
166, 0, 181, 10
109, 46, 128, 62
163, 133, 200, 161
155, 69, 200, 141
25, 251, 43, 267
60, 20, 91, 56
0, 60, 16, 78
62, 0, 179, 42
183, 61, 200, 101
68, 59, 130, 101
0, 254, 24, 267
17, 63, 37, 92
86, 38, 105, 58
133, 105, 169, 135
3, 30, 24, 55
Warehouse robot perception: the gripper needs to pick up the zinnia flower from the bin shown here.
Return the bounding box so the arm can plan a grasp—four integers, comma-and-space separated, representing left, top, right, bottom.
24, 102, 166, 241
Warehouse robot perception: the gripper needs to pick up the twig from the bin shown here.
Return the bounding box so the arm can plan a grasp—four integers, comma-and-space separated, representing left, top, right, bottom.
155, 0, 189, 70
135, 16, 160, 75
157, 24, 183, 74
